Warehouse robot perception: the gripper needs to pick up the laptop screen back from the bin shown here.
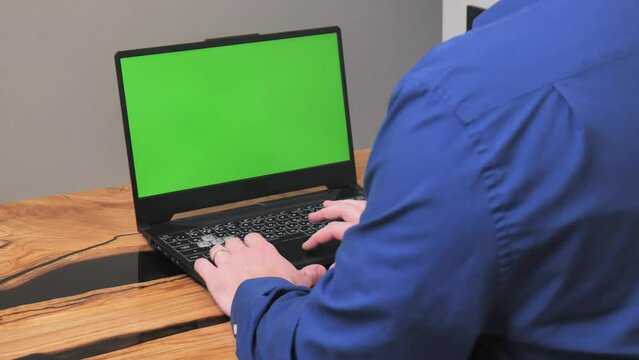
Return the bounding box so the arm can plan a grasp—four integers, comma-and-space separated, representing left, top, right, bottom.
119, 32, 351, 198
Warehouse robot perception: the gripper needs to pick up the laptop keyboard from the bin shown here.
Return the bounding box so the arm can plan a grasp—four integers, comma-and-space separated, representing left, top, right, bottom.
157, 202, 337, 263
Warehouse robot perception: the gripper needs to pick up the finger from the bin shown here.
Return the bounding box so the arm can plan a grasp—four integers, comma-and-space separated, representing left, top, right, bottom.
309, 204, 360, 223
310, 205, 349, 221
224, 237, 245, 252
300, 264, 327, 287
302, 221, 353, 250
209, 244, 230, 266
194, 258, 217, 284
324, 199, 366, 211
244, 232, 270, 248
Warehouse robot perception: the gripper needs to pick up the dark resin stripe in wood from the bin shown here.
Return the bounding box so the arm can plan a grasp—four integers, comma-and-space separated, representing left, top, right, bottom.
0, 149, 370, 359
0, 251, 183, 310
89, 323, 237, 360
0, 275, 221, 358
18, 316, 229, 359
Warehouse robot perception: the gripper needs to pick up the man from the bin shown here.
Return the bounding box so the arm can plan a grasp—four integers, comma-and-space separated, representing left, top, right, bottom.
195, 0, 639, 358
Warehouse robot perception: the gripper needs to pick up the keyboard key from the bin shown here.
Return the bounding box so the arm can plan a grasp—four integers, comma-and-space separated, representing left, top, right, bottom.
176, 243, 199, 252
173, 240, 191, 247
158, 235, 177, 243
156, 196, 365, 253
186, 230, 201, 237
273, 232, 307, 243
210, 237, 226, 246
186, 254, 203, 262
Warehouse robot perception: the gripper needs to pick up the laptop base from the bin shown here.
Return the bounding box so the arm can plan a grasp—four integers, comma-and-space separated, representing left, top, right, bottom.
142, 185, 362, 285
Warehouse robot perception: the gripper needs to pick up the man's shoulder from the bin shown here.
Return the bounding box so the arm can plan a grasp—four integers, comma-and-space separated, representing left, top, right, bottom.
405, 0, 639, 122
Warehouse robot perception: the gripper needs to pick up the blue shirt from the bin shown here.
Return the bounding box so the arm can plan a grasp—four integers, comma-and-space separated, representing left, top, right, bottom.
231, 1, 639, 358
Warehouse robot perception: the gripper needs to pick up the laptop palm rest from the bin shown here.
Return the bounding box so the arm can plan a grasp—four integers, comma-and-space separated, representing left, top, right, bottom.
274, 238, 341, 269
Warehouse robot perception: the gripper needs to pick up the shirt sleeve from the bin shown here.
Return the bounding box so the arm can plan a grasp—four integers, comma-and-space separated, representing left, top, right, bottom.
230, 77, 502, 360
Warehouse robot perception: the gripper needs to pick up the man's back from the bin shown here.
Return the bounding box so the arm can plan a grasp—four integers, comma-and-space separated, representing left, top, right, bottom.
407, 0, 639, 357
221, 1, 639, 358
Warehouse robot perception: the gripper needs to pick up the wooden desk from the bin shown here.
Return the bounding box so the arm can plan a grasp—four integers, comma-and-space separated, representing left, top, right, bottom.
0, 149, 370, 359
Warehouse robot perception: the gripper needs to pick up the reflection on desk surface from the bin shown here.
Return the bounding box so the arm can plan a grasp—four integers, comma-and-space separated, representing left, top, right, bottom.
0, 148, 370, 359
0, 250, 183, 310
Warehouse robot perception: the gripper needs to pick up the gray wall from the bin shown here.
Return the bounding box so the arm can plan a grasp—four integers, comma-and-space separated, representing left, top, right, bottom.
0, 0, 442, 203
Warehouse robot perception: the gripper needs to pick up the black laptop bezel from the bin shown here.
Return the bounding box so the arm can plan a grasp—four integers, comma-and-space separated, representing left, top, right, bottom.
115, 26, 357, 227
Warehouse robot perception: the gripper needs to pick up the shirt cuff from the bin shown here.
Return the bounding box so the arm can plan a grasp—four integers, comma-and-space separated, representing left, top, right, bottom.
230, 277, 311, 359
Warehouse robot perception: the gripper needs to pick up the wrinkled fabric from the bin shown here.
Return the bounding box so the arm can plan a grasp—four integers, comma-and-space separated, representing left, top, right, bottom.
231, 1, 639, 358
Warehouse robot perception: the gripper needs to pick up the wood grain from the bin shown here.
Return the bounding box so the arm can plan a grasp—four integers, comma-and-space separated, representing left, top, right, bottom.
0, 275, 220, 358
0, 149, 369, 290
0, 149, 370, 359
89, 323, 237, 360
0, 186, 147, 290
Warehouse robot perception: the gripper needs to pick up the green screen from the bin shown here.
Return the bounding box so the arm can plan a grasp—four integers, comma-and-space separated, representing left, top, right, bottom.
120, 33, 351, 198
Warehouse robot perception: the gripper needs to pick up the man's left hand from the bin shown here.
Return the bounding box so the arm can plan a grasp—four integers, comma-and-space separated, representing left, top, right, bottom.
194, 233, 327, 316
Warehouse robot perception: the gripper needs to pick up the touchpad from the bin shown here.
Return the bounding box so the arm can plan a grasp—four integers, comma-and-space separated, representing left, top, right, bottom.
276, 238, 340, 269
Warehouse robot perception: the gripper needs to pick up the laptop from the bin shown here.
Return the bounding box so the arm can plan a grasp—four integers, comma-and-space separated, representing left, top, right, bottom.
114, 26, 362, 284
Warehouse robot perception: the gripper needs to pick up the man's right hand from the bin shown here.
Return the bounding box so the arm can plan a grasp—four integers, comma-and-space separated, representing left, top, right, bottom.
302, 199, 366, 251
